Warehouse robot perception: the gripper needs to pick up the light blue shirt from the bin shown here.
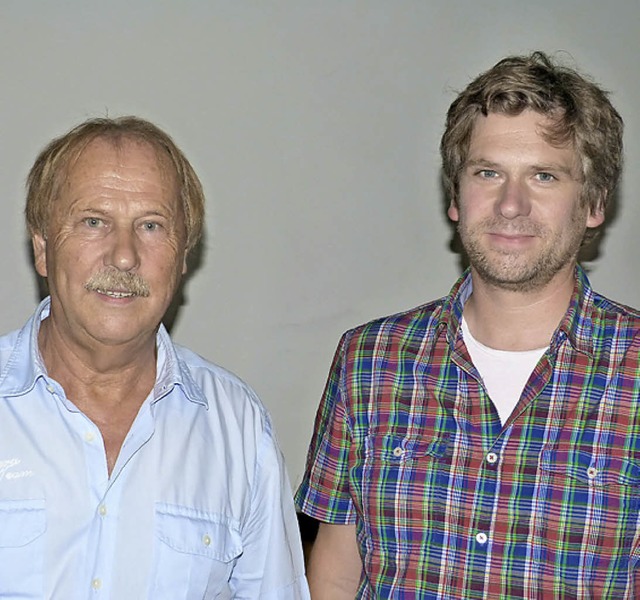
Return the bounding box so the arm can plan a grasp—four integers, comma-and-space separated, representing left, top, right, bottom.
0, 298, 309, 599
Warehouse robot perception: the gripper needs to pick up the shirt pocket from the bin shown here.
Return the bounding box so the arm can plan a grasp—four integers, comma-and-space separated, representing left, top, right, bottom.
535, 448, 640, 576
0, 498, 46, 600
358, 434, 449, 545
149, 503, 243, 600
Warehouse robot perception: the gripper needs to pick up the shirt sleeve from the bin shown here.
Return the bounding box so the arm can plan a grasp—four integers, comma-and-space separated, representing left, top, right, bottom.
295, 332, 356, 524
230, 409, 310, 599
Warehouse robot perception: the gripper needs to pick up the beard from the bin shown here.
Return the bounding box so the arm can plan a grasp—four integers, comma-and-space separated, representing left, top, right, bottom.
458, 211, 587, 293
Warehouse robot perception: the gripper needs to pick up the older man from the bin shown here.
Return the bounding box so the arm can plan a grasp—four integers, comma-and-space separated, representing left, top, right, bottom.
296, 52, 640, 598
0, 117, 309, 599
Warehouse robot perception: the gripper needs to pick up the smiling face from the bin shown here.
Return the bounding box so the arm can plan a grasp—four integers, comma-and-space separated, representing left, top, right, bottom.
448, 110, 604, 293
32, 137, 188, 351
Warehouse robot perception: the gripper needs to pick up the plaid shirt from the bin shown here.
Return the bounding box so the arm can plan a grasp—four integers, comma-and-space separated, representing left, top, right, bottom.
296, 267, 640, 599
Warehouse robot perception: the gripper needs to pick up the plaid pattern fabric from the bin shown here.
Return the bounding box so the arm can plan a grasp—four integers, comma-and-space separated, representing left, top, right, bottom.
296, 267, 640, 599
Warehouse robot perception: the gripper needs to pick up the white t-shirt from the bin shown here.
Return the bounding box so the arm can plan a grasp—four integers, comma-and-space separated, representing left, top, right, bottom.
461, 317, 547, 425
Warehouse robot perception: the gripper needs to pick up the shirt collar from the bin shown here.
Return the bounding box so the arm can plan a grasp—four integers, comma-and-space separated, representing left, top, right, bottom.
0, 297, 51, 396
440, 269, 472, 347
0, 296, 208, 407
552, 265, 597, 358
154, 325, 208, 407
439, 265, 596, 358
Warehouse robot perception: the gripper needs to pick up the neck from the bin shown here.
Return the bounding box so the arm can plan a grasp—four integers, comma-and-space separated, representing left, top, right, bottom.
463, 265, 576, 351
37, 316, 158, 409
37, 315, 160, 477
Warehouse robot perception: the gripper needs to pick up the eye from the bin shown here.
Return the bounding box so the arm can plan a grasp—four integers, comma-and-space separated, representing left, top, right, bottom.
477, 169, 499, 179
83, 217, 103, 228
141, 221, 161, 231
535, 172, 556, 182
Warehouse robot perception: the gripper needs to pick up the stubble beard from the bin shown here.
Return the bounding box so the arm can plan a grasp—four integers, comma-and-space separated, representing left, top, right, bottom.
458, 214, 587, 293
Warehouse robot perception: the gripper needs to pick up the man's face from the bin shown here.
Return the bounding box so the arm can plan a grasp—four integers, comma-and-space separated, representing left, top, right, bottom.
32, 137, 188, 350
448, 110, 604, 292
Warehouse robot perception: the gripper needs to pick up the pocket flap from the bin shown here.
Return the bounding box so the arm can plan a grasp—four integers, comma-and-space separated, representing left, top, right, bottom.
365, 433, 449, 462
155, 504, 242, 562
541, 448, 640, 487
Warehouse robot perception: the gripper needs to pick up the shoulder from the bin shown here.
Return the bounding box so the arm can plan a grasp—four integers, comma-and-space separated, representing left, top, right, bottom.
0, 300, 50, 385
0, 323, 37, 393
589, 290, 640, 335
0, 327, 23, 362
580, 289, 640, 365
591, 291, 640, 319
340, 297, 448, 355
576, 268, 640, 335
175, 344, 257, 393
171, 343, 270, 424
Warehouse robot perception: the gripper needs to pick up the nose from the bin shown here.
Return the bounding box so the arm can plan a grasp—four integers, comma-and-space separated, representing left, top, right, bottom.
497, 178, 531, 219
105, 226, 140, 272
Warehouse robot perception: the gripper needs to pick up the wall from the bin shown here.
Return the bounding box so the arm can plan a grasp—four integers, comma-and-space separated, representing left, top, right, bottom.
2, 0, 639, 485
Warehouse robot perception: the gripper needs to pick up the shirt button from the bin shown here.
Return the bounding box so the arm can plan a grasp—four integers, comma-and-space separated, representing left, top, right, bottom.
475, 532, 488, 545
486, 452, 498, 465
202, 534, 212, 547
98, 504, 107, 517
84, 432, 95, 443
587, 467, 598, 479
46, 384, 55, 394
393, 447, 403, 457
91, 578, 102, 590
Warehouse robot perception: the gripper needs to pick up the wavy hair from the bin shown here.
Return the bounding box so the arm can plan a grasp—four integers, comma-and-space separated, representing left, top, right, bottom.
440, 52, 623, 243
26, 116, 205, 254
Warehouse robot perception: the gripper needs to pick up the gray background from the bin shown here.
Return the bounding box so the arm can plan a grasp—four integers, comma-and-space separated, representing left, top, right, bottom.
2, 1, 639, 486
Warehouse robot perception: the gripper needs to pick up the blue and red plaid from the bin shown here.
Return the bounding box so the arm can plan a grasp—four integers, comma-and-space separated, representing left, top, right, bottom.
296, 266, 640, 599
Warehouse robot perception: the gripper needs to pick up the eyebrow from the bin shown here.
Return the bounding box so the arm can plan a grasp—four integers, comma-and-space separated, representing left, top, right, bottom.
464, 159, 501, 170
76, 207, 110, 214
74, 206, 173, 218
464, 158, 577, 177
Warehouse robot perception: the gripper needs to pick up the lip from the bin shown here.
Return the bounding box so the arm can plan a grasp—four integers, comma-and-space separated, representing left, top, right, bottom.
487, 231, 537, 248
488, 232, 537, 254
93, 289, 137, 300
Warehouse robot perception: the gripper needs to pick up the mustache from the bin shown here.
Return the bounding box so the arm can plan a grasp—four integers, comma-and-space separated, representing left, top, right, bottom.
474, 217, 546, 236
84, 269, 150, 297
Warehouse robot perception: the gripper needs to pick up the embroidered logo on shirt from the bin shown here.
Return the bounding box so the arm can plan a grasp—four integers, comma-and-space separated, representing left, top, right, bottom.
0, 458, 34, 481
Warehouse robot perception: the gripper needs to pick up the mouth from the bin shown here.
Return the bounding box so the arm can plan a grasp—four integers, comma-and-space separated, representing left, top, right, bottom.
489, 231, 537, 242
489, 228, 536, 237
94, 289, 137, 299
484, 231, 539, 255
84, 270, 151, 298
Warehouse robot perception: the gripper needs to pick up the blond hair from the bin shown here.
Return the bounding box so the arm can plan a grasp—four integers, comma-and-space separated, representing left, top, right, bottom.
26, 116, 205, 253
440, 52, 623, 242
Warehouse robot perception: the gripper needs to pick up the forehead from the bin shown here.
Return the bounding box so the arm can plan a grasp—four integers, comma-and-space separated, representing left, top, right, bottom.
468, 110, 575, 155
65, 136, 178, 193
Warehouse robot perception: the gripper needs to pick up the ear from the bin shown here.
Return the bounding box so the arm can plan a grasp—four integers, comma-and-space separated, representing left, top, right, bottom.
586, 195, 606, 229
32, 233, 48, 278
447, 199, 460, 222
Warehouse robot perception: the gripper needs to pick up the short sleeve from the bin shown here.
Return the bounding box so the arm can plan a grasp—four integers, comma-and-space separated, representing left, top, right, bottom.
295, 332, 356, 524
230, 410, 310, 599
